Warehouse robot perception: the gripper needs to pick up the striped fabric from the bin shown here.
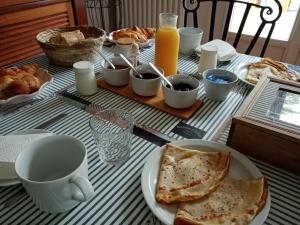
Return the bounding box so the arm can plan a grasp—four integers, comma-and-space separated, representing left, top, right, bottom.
0, 46, 299, 225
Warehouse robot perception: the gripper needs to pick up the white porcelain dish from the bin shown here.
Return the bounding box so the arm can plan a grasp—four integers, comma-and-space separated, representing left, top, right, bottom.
0, 68, 53, 105
102, 56, 130, 86
235, 62, 300, 86
108, 30, 154, 48
130, 64, 162, 97
234, 62, 255, 86
162, 75, 200, 109
0, 129, 54, 187
141, 139, 271, 225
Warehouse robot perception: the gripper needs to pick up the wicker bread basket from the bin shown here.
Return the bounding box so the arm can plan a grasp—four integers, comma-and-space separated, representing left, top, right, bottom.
36, 26, 105, 66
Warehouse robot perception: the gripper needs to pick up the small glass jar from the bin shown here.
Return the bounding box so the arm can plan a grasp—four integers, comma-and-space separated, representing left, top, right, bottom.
198, 45, 218, 75
73, 61, 97, 96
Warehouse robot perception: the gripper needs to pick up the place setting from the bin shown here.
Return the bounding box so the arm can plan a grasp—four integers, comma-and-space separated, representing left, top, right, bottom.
1, 2, 300, 225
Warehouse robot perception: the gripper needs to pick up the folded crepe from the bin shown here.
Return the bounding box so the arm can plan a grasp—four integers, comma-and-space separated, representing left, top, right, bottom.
196, 39, 237, 61
174, 177, 268, 225
156, 144, 230, 204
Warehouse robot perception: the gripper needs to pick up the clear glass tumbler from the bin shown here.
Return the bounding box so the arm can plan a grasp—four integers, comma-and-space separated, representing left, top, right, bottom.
89, 109, 134, 166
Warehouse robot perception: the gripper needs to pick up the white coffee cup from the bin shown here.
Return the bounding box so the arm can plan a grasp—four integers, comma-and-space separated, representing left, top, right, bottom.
15, 135, 94, 213
179, 27, 203, 55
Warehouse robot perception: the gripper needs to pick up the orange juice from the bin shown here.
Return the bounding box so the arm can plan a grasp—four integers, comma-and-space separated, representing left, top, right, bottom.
155, 27, 179, 76
155, 13, 179, 76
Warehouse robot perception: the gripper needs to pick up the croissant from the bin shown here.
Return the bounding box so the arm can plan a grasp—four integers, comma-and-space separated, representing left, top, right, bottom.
112, 26, 156, 43
0, 64, 41, 99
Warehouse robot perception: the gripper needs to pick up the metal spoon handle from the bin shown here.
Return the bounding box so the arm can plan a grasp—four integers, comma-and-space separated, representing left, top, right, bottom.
149, 62, 174, 89
95, 48, 115, 69
119, 54, 143, 78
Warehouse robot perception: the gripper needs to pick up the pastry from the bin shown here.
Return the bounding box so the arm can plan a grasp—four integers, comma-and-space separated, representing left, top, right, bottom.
174, 177, 268, 225
246, 58, 299, 85
0, 64, 41, 99
112, 26, 156, 43
156, 144, 230, 204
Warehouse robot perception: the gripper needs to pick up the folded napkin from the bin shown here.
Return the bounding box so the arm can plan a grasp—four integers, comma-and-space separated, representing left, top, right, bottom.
195, 39, 237, 61
0, 133, 53, 180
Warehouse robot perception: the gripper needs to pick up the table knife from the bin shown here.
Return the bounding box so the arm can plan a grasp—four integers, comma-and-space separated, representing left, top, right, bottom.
59, 91, 173, 146
34, 113, 67, 130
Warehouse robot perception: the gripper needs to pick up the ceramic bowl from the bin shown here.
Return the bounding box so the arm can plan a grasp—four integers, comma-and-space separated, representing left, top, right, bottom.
102, 56, 130, 86
203, 69, 238, 101
162, 75, 200, 109
129, 64, 163, 97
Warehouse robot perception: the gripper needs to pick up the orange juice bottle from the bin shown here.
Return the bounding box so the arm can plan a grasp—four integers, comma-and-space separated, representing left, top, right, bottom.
155, 13, 179, 76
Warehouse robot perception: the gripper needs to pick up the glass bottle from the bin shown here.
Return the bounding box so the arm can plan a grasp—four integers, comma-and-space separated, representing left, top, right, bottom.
155, 13, 179, 76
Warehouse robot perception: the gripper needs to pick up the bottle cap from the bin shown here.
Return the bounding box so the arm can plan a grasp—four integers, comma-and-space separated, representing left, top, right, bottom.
73, 61, 94, 74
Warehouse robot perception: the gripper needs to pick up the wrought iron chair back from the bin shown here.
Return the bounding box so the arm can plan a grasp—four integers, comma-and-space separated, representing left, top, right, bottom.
182, 0, 282, 56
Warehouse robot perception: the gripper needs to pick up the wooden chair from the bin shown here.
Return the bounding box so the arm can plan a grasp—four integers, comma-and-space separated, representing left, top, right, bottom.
0, 0, 88, 66
182, 0, 282, 57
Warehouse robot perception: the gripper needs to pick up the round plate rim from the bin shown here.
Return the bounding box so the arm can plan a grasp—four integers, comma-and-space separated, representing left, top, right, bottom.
141, 139, 271, 225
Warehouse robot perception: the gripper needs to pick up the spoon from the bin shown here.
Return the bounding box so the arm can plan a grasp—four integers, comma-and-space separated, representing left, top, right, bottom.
119, 54, 143, 79
96, 48, 115, 69
149, 62, 174, 90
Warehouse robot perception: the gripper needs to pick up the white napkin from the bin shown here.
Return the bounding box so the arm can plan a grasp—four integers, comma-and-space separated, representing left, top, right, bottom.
196, 39, 237, 61
0, 133, 53, 180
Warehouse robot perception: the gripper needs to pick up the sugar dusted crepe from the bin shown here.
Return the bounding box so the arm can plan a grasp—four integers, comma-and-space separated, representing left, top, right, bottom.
174, 177, 268, 225
156, 144, 230, 204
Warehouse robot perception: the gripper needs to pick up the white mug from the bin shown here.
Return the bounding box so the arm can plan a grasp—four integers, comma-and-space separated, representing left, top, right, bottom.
179, 27, 203, 55
15, 135, 94, 213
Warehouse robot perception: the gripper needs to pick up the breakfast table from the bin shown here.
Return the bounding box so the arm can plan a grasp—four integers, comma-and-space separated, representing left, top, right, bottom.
0, 44, 299, 225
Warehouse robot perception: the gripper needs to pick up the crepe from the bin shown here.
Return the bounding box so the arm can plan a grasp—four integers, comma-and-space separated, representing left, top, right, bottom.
174, 177, 268, 225
156, 144, 230, 204
246, 58, 299, 85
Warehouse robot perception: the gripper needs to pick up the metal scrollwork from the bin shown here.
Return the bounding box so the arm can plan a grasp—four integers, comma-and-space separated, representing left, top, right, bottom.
183, 0, 201, 12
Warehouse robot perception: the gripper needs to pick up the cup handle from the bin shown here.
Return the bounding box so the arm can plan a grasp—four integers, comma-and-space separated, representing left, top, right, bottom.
69, 175, 94, 202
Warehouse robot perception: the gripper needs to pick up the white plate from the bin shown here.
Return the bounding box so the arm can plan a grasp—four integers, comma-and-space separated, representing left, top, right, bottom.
0, 129, 54, 186
234, 62, 255, 86
235, 62, 300, 86
0, 68, 53, 105
141, 139, 271, 225
108, 30, 154, 48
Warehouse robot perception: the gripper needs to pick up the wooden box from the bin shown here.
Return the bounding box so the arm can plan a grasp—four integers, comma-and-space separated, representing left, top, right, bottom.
227, 76, 300, 175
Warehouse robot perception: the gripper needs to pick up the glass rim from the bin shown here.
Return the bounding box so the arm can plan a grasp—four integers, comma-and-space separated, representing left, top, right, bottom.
89, 108, 134, 134
159, 13, 178, 18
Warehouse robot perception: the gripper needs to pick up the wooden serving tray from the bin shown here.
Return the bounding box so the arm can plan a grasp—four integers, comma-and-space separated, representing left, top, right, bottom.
97, 79, 203, 119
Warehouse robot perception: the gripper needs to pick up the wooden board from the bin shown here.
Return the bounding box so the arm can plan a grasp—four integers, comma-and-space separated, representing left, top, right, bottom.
97, 79, 204, 119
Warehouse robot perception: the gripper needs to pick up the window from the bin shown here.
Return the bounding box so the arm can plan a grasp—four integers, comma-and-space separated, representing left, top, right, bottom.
229, 0, 300, 41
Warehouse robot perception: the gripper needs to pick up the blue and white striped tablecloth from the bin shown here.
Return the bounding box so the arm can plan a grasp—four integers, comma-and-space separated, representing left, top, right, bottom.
0, 46, 299, 225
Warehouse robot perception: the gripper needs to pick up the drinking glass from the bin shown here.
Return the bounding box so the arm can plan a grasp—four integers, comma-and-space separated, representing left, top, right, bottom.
89, 109, 134, 165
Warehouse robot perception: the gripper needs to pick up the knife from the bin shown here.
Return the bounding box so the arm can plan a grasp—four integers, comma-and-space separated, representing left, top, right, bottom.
59, 91, 173, 146
34, 113, 67, 129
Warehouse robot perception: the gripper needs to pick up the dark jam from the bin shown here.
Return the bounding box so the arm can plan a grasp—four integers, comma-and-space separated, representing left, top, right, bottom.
167, 83, 194, 91
136, 73, 159, 79
206, 74, 231, 84
107, 64, 129, 70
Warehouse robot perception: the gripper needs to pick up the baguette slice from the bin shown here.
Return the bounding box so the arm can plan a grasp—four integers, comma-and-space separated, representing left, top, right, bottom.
174, 177, 268, 225
156, 144, 230, 204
